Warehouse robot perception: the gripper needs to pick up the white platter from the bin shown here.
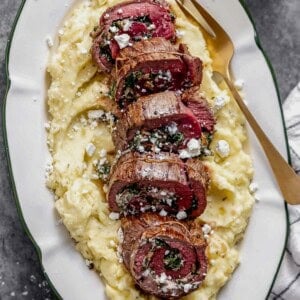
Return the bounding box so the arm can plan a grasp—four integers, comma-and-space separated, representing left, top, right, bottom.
4, 0, 289, 299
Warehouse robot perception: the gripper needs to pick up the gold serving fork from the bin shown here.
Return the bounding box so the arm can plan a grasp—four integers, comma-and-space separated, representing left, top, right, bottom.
176, 0, 300, 205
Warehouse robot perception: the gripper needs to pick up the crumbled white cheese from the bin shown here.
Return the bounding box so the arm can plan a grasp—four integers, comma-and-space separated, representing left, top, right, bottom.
158, 272, 167, 284
46, 36, 54, 48
179, 149, 191, 159
179, 139, 201, 159
137, 145, 145, 153
122, 19, 132, 31
88, 110, 105, 119
44, 122, 51, 130
215, 140, 230, 158
109, 26, 119, 33
176, 29, 185, 38
147, 24, 156, 30
117, 8, 123, 14
114, 34, 130, 49
98, 157, 107, 166
85, 143, 96, 157
99, 149, 107, 158
202, 224, 212, 235
183, 283, 193, 293
249, 182, 259, 194
45, 158, 53, 180
167, 122, 178, 135
142, 269, 151, 277
154, 146, 161, 153
187, 138, 200, 152
159, 209, 168, 217
109, 212, 120, 220
234, 79, 245, 90
104, 13, 110, 19
176, 211, 187, 220
80, 48, 88, 54
214, 96, 226, 111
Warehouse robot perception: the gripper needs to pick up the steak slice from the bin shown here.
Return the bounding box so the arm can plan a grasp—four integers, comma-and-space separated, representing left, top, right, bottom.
112, 91, 202, 153
113, 38, 202, 107
91, 0, 175, 72
107, 152, 209, 218
121, 213, 207, 299
182, 88, 215, 133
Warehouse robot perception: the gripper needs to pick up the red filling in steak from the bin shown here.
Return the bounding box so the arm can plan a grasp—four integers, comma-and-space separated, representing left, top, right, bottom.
113, 38, 203, 107
91, 0, 176, 72
108, 152, 209, 218
121, 213, 207, 299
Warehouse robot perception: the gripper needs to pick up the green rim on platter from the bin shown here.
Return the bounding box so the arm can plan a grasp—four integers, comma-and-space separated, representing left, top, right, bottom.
2, 1, 290, 299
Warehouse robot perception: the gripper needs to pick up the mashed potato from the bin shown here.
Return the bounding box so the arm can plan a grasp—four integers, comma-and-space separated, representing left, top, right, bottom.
46, 0, 255, 299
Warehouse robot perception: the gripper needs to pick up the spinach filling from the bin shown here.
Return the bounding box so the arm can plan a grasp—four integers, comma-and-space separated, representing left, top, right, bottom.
97, 162, 111, 181
130, 125, 184, 153
100, 45, 113, 62
164, 249, 183, 271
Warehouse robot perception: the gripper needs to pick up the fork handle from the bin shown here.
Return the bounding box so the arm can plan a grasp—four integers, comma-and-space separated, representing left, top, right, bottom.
223, 76, 300, 205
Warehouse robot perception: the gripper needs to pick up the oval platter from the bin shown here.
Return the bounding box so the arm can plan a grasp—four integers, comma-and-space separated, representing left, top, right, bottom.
3, 0, 289, 299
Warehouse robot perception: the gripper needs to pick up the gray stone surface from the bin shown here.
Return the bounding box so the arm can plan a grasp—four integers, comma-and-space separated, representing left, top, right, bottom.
0, 1, 299, 299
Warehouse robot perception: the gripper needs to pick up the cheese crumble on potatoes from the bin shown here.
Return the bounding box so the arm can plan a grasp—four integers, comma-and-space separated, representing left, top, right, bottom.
46, 0, 255, 299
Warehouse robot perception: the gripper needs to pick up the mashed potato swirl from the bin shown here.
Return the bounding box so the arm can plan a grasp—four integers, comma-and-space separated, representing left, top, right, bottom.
46, 0, 255, 299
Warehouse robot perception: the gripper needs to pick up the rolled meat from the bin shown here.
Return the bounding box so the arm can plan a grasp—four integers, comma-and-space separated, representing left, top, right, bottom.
113, 38, 203, 107
108, 152, 209, 218
112, 89, 215, 153
91, 0, 176, 72
121, 213, 207, 299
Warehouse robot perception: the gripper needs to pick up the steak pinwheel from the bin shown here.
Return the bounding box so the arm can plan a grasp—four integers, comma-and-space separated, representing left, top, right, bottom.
121, 213, 208, 299
91, 0, 176, 72
113, 90, 215, 154
108, 152, 210, 218
113, 38, 203, 107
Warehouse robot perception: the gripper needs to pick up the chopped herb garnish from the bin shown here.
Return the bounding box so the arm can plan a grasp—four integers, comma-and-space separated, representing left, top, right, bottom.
135, 15, 151, 24
100, 45, 113, 62
155, 238, 169, 248
98, 162, 111, 181
127, 184, 140, 195
164, 249, 183, 270
169, 132, 184, 144
111, 20, 123, 29
125, 71, 142, 88
108, 81, 116, 98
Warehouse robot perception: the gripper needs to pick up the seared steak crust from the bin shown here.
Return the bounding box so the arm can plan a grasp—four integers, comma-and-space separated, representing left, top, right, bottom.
121, 213, 207, 299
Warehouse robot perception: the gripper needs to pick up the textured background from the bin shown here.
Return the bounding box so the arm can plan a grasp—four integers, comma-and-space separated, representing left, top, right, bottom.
0, 0, 299, 299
